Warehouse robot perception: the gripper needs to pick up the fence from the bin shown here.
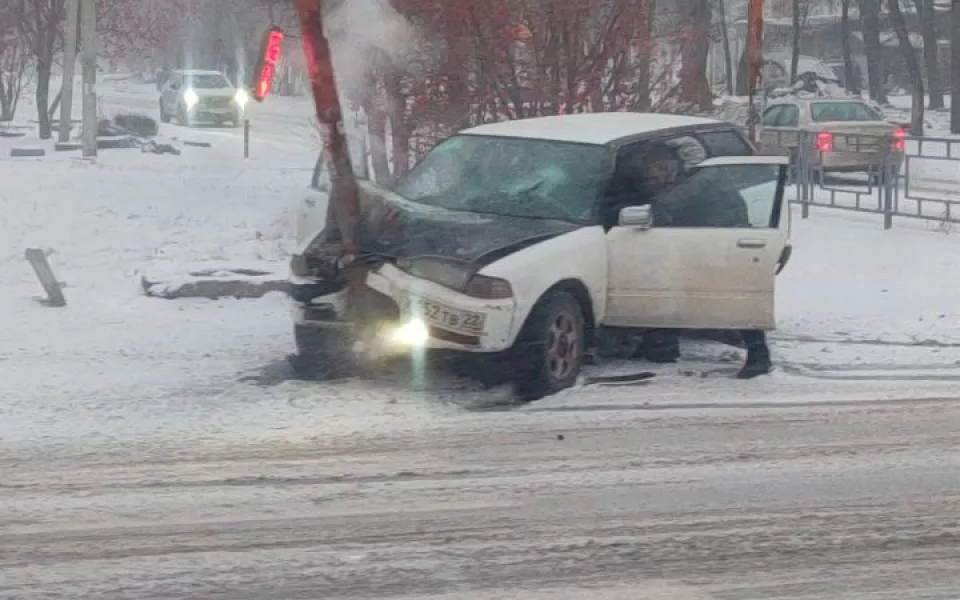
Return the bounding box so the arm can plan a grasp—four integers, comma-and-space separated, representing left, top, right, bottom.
758, 128, 960, 229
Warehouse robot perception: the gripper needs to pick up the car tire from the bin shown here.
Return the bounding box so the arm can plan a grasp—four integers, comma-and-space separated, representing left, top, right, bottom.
513, 291, 585, 401
293, 324, 358, 379
176, 104, 191, 127
159, 100, 171, 124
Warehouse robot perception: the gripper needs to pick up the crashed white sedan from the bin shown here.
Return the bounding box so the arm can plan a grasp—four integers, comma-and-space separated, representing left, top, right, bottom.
290, 113, 790, 398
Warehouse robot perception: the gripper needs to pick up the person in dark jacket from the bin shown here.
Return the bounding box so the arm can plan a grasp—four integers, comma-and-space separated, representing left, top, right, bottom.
638, 144, 773, 379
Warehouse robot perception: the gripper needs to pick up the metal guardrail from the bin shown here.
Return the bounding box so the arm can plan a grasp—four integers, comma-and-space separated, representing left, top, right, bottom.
755, 128, 960, 229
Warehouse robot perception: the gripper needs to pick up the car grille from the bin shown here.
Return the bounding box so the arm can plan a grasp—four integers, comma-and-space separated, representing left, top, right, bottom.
200, 97, 233, 109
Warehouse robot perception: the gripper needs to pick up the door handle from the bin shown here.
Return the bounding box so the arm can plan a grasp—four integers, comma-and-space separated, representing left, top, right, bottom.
737, 238, 767, 249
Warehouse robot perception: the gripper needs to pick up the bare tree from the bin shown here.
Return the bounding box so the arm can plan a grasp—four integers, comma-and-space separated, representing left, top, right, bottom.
790, 0, 802, 81
840, 0, 859, 94
914, 0, 944, 109
888, 0, 924, 134
716, 0, 734, 95
0, 2, 32, 120
860, 0, 887, 104
16, 0, 67, 139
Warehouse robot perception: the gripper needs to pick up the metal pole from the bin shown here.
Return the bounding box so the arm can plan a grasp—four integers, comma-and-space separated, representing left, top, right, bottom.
244, 119, 250, 158
295, 0, 361, 260
80, 0, 98, 158
59, 0, 80, 143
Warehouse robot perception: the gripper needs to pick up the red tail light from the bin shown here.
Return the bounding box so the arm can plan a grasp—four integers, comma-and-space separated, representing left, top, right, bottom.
816, 132, 833, 152
893, 128, 906, 152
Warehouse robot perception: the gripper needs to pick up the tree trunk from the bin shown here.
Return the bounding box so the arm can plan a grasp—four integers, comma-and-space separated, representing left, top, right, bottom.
952, 0, 960, 133
717, 0, 735, 95
841, 0, 859, 94
0, 76, 9, 121
790, 0, 801, 82
918, 0, 945, 109
888, 0, 925, 135
679, 0, 713, 110
860, 0, 887, 104
36, 57, 53, 140
366, 100, 392, 186
635, 0, 656, 110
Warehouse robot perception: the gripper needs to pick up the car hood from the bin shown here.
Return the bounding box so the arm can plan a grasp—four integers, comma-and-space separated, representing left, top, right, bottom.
192, 89, 236, 98
357, 181, 582, 267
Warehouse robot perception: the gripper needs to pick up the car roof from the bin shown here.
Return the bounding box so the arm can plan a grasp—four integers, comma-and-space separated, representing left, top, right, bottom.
769, 96, 870, 105
459, 113, 726, 146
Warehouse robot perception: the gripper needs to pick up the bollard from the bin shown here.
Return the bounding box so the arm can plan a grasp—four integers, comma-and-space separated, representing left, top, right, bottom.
25, 248, 66, 307
244, 119, 250, 159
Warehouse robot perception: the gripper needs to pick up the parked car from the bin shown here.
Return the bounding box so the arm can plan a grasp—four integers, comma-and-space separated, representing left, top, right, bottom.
158, 69, 248, 127
289, 113, 790, 398
757, 97, 905, 182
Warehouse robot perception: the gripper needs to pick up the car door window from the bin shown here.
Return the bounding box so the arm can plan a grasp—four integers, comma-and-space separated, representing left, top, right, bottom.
603, 136, 710, 229
652, 163, 785, 229
697, 130, 753, 157
761, 106, 783, 127
776, 105, 799, 128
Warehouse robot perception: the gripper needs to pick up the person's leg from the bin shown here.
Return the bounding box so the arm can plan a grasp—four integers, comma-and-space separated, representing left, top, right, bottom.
738, 330, 772, 379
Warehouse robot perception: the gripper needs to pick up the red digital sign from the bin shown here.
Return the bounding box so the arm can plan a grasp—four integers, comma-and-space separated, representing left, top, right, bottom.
251, 27, 285, 102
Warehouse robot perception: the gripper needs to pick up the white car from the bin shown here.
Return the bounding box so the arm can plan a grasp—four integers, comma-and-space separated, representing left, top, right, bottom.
290, 113, 791, 398
159, 69, 248, 127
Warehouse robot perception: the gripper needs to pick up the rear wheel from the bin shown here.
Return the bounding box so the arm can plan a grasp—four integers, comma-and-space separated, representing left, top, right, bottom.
513, 291, 585, 401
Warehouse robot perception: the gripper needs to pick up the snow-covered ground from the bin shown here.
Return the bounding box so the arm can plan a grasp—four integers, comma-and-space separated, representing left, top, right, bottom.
2, 77, 960, 451
4, 77, 960, 600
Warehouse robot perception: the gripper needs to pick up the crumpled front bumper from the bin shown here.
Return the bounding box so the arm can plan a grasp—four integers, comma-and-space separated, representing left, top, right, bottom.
290, 264, 519, 353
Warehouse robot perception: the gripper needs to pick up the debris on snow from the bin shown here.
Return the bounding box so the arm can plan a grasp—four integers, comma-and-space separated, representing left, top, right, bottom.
141, 263, 290, 300
24, 248, 66, 307
9, 147, 45, 157
113, 113, 159, 137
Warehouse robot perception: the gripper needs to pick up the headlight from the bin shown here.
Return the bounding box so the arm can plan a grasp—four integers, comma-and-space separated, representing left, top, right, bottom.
183, 89, 199, 108
387, 319, 429, 347
464, 275, 513, 299
234, 89, 249, 107
402, 258, 472, 292
397, 258, 513, 299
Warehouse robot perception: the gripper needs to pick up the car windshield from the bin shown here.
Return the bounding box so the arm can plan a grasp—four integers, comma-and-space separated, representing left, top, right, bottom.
393, 134, 609, 223
184, 74, 231, 89
810, 101, 883, 122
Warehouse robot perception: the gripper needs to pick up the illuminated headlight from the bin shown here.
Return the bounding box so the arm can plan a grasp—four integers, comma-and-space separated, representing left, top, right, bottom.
183, 89, 199, 108
387, 319, 429, 347
234, 89, 249, 107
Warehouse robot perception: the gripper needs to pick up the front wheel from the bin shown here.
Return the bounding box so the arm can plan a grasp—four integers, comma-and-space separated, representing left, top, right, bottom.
513, 291, 585, 401
176, 104, 191, 127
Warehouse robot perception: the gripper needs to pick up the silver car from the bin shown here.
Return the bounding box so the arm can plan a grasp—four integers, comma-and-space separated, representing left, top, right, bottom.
757, 97, 905, 181
159, 69, 249, 128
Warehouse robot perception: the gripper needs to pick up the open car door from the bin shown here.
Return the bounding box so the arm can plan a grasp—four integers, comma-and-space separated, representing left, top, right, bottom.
604, 155, 789, 331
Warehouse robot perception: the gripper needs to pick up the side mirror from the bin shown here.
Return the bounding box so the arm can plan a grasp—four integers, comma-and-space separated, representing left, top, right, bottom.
619, 205, 653, 230
170, 83, 180, 91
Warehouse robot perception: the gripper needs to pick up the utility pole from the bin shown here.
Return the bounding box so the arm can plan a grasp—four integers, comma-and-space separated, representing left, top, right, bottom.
746, 0, 765, 142
295, 0, 361, 263
80, 0, 98, 158
59, 0, 80, 143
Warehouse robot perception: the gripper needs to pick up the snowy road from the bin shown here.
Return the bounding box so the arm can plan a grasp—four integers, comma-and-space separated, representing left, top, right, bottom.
3, 391, 960, 599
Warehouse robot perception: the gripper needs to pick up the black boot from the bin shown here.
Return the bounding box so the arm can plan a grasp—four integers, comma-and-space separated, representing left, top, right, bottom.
737, 330, 773, 379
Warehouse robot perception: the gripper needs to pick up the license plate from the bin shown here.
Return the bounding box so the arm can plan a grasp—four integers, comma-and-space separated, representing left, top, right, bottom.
408, 298, 486, 334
